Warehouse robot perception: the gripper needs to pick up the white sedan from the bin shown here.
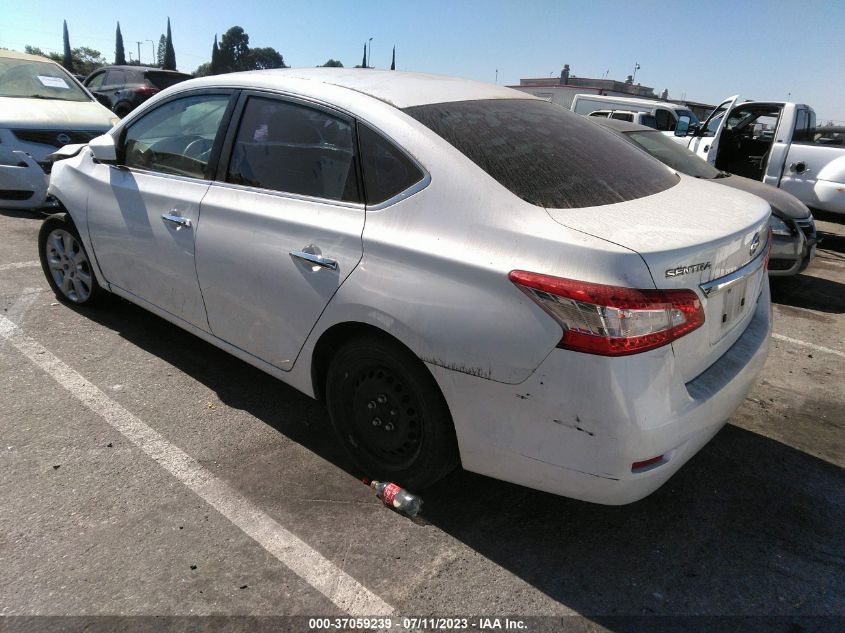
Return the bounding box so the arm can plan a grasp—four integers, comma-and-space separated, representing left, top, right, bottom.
41, 69, 772, 504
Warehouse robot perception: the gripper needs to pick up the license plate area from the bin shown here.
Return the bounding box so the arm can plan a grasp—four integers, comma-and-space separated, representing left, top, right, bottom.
707, 264, 764, 344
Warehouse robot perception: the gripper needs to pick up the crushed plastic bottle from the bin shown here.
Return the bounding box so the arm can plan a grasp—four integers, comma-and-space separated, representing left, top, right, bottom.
366, 479, 423, 517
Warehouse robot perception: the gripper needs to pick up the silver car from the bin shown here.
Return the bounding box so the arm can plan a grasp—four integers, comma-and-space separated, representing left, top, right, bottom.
41, 70, 772, 504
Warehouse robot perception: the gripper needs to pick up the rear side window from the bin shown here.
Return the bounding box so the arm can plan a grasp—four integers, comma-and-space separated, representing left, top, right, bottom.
146, 71, 191, 90
227, 97, 361, 203
358, 124, 424, 204
404, 99, 677, 209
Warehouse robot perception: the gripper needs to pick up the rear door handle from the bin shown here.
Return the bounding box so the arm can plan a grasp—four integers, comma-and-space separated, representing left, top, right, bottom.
161, 213, 192, 230
290, 250, 338, 270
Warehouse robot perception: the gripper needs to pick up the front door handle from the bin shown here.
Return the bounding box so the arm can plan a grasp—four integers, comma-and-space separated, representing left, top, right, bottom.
161, 213, 192, 230
290, 250, 338, 270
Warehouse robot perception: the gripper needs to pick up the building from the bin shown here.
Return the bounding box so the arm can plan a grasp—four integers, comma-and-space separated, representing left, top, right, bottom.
510, 64, 715, 118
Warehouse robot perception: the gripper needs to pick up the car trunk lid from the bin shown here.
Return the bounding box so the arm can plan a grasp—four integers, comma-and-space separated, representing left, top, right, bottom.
544, 176, 771, 382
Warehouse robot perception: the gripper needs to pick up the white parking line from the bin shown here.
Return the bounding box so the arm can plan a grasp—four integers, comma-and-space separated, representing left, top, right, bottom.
0, 260, 39, 272
0, 313, 394, 617
772, 333, 845, 359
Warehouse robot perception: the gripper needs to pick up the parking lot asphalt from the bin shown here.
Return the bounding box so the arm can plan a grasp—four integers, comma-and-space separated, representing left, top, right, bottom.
1, 207, 843, 633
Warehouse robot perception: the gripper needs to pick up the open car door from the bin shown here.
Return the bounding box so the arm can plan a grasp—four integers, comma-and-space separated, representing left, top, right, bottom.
688, 95, 740, 164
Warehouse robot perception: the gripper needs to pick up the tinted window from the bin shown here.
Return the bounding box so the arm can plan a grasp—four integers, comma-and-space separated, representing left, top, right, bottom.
227, 97, 360, 202
639, 115, 657, 129
105, 69, 126, 87
123, 93, 231, 178
359, 124, 424, 204
86, 72, 105, 90
793, 109, 813, 143
611, 112, 633, 121
146, 71, 192, 90
404, 99, 677, 209
655, 109, 674, 131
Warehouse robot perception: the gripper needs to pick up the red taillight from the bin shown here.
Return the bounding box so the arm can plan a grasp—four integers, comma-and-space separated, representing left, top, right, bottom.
135, 86, 160, 95
508, 271, 705, 356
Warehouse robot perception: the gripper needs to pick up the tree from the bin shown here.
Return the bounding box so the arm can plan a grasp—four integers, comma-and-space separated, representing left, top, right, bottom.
210, 34, 221, 74
157, 34, 166, 68
62, 20, 73, 72
390, 46, 395, 70
248, 47, 286, 70
163, 18, 176, 70
218, 26, 249, 72
27, 44, 105, 76
361, 43, 367, 68
193, 62, 212, 77
115, 22, 126, 65
322, 59, 343, 67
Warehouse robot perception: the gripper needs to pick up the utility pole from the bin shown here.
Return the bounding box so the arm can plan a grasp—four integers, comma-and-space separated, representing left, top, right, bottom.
136, 41, 142, 64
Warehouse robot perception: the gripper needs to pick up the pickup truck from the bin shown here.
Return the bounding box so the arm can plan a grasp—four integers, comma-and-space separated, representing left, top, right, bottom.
672, 96, 845, 214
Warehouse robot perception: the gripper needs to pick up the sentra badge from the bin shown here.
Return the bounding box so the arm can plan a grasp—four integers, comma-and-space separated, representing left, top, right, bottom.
665, 262, 711, 278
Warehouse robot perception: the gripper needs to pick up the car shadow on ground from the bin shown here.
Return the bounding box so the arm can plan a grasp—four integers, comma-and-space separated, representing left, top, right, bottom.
770, 273, 845, 314
71, 298, 844, 627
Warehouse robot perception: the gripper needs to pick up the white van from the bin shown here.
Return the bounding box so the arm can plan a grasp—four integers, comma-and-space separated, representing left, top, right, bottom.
571, 94, 700, 132
587, 109, 658, 129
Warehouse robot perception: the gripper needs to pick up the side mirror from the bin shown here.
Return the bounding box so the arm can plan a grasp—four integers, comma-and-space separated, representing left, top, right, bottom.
89, 134, 118, 163
675, 116, 691, 137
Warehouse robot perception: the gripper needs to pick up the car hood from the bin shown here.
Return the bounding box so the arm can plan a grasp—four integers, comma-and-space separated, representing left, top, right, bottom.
0, 97, 115, 129
713, 173, 811, 220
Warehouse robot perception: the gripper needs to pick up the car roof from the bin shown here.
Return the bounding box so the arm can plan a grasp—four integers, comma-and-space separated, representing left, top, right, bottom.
590, 117, 655, 133
0, 48, 60, 64
93, 65, 190, 74
184, 68, 535, 109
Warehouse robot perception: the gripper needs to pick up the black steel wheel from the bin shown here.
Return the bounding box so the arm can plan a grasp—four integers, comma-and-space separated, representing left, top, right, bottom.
326, 335, 459, 489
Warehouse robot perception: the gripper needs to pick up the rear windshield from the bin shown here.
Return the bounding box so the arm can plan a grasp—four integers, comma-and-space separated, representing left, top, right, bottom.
145, 71, 191, 90
404, 99, 678, 209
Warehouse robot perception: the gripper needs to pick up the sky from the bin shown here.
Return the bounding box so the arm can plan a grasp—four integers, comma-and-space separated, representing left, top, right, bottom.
2, 0, 844, 122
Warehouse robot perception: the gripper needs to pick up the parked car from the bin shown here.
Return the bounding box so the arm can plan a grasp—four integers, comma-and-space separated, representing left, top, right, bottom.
593, 117, 816, 276
42, 69, 772, 504
571, 94, 700, 131
83, 65, 192, 118
0, 49, 117, 210
587, 109, 658, 128
672, 96, 845, 214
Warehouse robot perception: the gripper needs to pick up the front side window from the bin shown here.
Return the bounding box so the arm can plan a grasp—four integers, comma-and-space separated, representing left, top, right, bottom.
123, 93, 231, 178
405, 99, 678, 209
358, 124, 424, 205
226, 97, 360, 202
86, 72, 105, 90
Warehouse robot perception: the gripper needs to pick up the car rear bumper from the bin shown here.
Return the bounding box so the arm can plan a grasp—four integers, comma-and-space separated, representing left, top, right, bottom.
0, 152, 49, 209
430, 281, 771, 505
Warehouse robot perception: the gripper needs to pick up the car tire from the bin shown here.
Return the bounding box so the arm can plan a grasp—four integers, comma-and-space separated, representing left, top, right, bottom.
38, 214, 103, 307
326, 335, 459, 490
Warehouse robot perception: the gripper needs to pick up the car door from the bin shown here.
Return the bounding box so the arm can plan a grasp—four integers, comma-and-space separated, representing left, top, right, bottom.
194, 93, 366, 369
86, 90, 236, 330
688, 95, 739, 163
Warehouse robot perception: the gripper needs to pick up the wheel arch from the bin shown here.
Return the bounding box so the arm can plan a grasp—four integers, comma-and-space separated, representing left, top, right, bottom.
310, 321, 427, 402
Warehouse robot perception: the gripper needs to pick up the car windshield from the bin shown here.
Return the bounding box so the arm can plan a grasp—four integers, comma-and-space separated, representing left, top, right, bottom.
623, 130, 722, 179
404, 99, 678, 209
0, 57, 91, 101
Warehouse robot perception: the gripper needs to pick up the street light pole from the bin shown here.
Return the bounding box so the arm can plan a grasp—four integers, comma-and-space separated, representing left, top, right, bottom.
368, 37, 373, 68
137, 42, 142, 64
632, 62, 640, 83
